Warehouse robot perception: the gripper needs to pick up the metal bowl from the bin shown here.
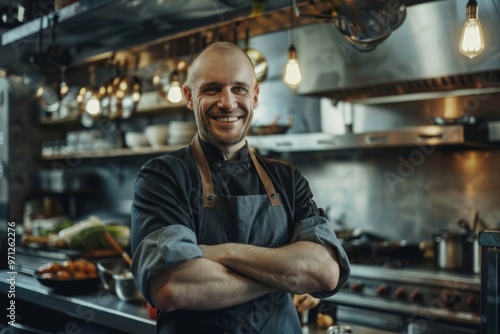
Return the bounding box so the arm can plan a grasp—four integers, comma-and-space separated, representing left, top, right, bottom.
248, 115, 293, 136
97, 259, 144, 302
113, 271, 145, 302
248, 124, 290, 136
96, 258, 128, 294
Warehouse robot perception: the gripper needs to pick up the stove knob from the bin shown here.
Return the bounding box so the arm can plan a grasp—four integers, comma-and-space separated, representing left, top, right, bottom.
441, 291, 460, 307
376, 284, 390, 296
466, 294, 480, 311
351, 282, 364, 293
394, 287, 406, 300
410, 290, 423, 302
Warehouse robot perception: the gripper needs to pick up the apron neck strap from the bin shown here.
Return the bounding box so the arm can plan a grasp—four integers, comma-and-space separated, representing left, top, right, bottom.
248, 148, 281, 206
191, 135, 216, 208
191, 136, 281, 208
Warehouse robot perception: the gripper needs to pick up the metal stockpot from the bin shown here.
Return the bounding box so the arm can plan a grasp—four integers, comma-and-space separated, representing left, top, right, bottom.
433, 231, 469, 271
466, 233, 481, 274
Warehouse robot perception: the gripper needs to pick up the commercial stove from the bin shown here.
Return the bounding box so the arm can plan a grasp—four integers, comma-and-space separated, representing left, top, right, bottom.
324, 262, 481, 333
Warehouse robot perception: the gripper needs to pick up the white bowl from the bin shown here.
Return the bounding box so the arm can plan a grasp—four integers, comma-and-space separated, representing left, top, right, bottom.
145, 125, 169, 148
125, 132, 149, 148
169, 121, 197, 132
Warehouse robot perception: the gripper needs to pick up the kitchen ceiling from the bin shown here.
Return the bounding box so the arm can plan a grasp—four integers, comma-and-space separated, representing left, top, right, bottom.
0, 0, 303, 69
5, 0, 488, 104
0, 0, 454, 70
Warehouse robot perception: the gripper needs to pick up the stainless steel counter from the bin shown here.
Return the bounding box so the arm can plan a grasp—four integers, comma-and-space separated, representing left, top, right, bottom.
0, 270, 155, 334
1, 270, 400, 334
304, 323, 396, 334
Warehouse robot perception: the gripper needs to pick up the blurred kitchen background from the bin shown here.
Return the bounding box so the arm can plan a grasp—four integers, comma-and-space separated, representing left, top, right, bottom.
2, 0, 499, 242
1, 0, 500, 333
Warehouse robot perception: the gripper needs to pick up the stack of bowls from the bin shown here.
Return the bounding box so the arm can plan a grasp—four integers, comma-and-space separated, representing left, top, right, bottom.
124, 132, 149, 149
168, 121, 197, 145
145, 124, 169, 148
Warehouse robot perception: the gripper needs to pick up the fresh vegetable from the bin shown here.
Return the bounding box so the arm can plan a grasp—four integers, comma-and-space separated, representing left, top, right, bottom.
58, 216, 101, 242
32, 217, 74, 237
58, 216, 130, 251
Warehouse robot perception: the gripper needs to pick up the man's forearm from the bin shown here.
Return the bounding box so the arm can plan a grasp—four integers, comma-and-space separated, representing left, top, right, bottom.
200, 241, 340, 294
150, 257, 274, 312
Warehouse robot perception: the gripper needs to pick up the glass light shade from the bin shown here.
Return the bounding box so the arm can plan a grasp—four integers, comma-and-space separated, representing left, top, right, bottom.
167, 81, 183, 103
86, 95, 101, 115
60, 82, 69, 97
459, 18, 484, 59
283, 59, 302, 88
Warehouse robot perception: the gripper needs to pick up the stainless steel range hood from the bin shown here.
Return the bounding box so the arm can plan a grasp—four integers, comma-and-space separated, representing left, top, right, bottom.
295, 0, 500, 102
247, 123, 490, 153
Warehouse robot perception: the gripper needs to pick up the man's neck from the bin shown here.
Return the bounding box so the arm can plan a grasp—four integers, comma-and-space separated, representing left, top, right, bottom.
199, 135, 246, 160
218, 141, 245, 160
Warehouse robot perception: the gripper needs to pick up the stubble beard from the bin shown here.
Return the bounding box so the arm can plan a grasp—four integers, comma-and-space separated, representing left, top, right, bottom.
197, 108, 253, 148
199, 120, 248, 147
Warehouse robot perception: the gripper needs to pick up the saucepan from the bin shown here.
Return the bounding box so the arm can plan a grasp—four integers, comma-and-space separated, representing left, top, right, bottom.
233, 24, 268, 83
243, 27, 267, 83
433, 229, 469, 272
433, 216, 485, 273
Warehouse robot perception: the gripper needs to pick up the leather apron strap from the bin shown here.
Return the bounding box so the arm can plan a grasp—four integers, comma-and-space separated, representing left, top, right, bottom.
191, 136, 281, 208
248, 148, 281, 206
191, 136, 216, 208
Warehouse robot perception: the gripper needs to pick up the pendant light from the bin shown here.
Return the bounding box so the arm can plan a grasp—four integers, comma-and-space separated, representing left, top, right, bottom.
167, 70, 182, 103
459, 0, 485, 59
283, 0, 302, 89
59, 67, 69, 97
166, 40, 184, 104
85, 65, 101, 116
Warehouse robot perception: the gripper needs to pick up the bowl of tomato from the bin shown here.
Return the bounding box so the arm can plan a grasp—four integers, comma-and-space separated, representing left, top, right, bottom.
34, 259, 101, 294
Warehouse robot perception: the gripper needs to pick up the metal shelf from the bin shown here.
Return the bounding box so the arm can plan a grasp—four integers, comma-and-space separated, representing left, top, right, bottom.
39, 91, 188, 126
40, 144, 187, 160
247, 125, 492, 153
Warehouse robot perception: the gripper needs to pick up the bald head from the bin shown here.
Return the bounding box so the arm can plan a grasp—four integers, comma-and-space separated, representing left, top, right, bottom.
186, 42, 257, 88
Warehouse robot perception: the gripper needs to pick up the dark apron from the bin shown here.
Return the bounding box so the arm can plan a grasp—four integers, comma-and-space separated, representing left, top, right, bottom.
157, 137, 302, 334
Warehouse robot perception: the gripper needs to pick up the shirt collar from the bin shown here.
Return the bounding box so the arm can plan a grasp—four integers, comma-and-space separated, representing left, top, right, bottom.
197, 136, 250, 165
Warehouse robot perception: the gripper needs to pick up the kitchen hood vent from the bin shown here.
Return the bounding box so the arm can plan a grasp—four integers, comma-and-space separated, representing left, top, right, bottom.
247, 123, 491, 153
296, 0, 500, 103
307, 70, 500, 103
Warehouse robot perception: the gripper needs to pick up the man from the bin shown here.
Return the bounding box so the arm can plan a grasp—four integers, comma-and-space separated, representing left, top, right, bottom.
131, 42, 350, 334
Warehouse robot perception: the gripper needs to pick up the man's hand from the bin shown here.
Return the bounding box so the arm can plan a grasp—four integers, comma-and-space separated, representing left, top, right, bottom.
293, 294, 321, 313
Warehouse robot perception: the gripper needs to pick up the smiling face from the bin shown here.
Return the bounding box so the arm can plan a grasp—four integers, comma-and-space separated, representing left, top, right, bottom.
183, 42, 259, 151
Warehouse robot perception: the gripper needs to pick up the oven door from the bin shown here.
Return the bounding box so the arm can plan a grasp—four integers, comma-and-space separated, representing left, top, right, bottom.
407, 321, 480, 334
336, 306, 406, 333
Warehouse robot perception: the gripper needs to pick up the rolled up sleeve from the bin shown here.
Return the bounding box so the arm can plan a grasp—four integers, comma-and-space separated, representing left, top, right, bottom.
131, 225, 203, 305
291, 214, 351, 299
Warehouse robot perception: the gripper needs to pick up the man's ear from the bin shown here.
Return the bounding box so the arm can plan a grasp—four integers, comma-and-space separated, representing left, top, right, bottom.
253, 84, 260, 109
183, 85, 194, 110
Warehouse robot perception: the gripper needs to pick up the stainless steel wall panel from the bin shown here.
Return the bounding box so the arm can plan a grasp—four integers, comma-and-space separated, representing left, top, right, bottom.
296, 0, 500, 99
